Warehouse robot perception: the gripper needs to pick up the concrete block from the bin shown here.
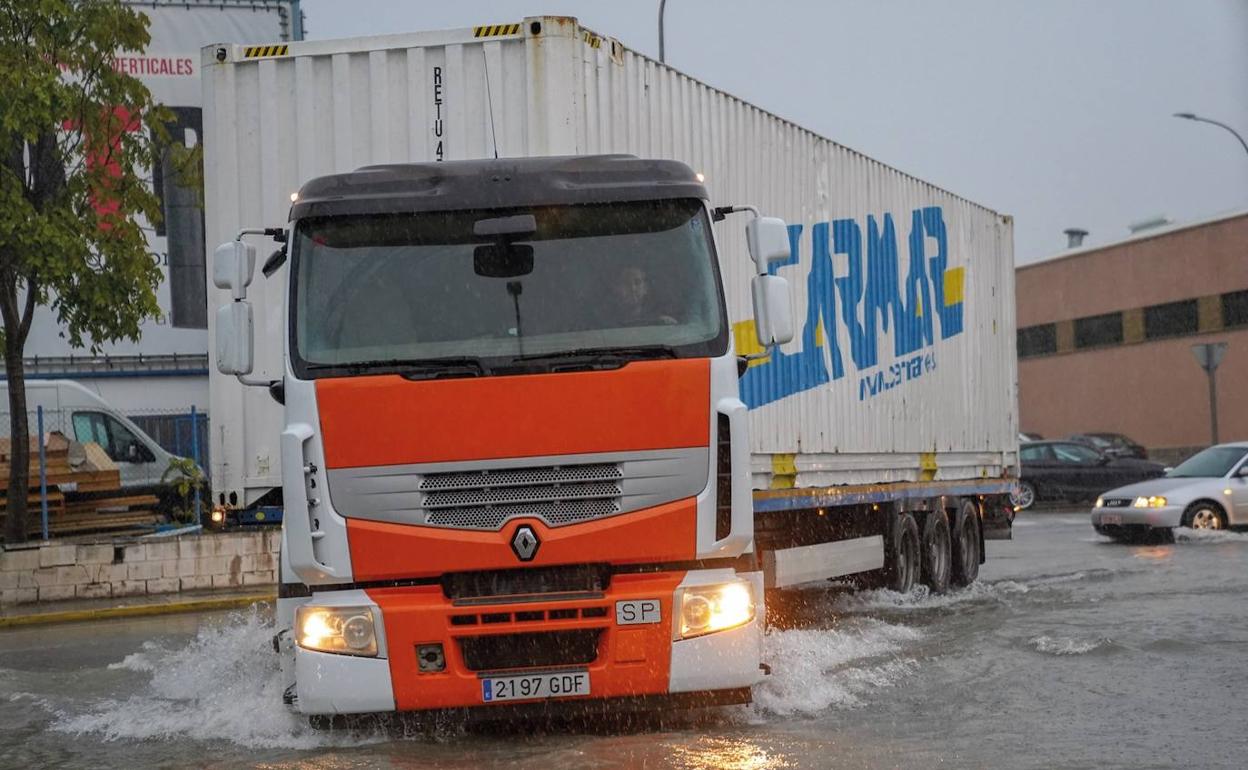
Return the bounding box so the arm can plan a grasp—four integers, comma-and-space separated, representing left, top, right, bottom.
76, 545, 114, 565
144, 542, 179, 561
212, 572, 243, 588
264, 530, 281, 553
180, 575, 213, 592
92, 564, 128, 584
0, 548, 42, 572
251, 553, 276, 573
178, 538, 205, 559
197, 556, 230, 576
33, 565, 89, 588
146, 578, 179, 595
38, 584, 76, 602
162, 559, 198, 579
243, 570, 276, 586
76, 583, 112, 600
112, 580, 147, 597
237, 554, 257, 573
0, 570, 32, 590
38, 545, 77, 568
236, 536, 264, 555
126, 560, 164, 582
0, 588, 38, 605
121, 544, 144, 564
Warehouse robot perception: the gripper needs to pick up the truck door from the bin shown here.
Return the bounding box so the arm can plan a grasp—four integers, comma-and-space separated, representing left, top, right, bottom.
71, 411, 159, 489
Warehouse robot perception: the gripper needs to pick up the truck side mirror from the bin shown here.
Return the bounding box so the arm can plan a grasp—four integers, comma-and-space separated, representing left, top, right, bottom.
751, 274, 794, 346
213, 240, 256, 301
746, 216, 790, 270
216, 301, 254, 375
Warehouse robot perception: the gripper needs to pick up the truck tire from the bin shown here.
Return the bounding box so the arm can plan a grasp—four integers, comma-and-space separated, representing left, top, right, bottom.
884, 513, 920, 593
951, 499, 981, 587
920, 510, 952, 593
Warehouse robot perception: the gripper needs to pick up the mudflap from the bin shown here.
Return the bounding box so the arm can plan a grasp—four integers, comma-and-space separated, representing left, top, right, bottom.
981, 498, 1015, 540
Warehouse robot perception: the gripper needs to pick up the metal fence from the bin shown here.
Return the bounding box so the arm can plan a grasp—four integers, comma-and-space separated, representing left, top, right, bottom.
127, 409, 210, 468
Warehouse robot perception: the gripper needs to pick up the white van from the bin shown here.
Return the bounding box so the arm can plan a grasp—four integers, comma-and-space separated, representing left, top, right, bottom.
0, 379, 184, 491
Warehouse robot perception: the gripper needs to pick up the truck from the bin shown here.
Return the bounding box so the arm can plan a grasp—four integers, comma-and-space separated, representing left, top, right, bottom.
202, 16, 1017, 718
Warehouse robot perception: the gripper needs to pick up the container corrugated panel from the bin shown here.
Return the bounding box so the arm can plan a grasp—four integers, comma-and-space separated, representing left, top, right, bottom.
204, 16, 1016, 506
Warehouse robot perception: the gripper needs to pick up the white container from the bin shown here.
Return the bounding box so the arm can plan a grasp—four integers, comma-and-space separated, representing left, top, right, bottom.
203, 16, 1017, 507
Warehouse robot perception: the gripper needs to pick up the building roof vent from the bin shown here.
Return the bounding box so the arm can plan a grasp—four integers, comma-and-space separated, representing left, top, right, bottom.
1128, 215, 1171, 234
1063, 228, 1089, 248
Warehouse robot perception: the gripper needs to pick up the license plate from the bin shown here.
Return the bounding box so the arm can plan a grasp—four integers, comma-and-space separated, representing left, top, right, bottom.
481, 671, 590, 703
1101, 513, 1122, 525
616, 598, 662, 625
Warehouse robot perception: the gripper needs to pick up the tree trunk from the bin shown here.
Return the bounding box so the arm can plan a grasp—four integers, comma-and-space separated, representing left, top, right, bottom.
0, 275, 34, 544
3, 330, 30, 544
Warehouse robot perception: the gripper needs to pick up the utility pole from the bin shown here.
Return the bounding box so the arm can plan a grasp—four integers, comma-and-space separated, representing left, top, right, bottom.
658, 0, 668, 63
1191, 342, 1228, 444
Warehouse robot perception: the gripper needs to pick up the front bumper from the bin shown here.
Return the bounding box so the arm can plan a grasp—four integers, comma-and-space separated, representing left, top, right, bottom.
1091, 505, 1184, 530
292, 568, 764, 715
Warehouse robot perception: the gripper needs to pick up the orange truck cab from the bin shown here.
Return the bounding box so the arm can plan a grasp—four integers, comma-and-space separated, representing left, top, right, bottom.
212, 155, 797, 716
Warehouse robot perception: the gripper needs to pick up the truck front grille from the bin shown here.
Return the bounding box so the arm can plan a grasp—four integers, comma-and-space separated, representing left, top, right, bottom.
420, 463, 623, 529
458, 629, 601, 672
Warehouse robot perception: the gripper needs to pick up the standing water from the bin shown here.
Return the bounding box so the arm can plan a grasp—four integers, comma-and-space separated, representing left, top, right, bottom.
1, 514, 1246, 768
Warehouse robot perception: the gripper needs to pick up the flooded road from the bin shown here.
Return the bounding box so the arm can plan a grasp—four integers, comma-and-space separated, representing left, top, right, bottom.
2, 512, 1246, 769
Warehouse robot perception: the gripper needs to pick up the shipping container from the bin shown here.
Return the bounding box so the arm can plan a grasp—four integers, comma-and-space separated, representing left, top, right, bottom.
203, 15, 1016, 509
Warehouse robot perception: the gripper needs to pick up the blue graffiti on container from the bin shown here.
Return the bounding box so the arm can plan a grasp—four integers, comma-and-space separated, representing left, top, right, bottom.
740, 206, 963, 409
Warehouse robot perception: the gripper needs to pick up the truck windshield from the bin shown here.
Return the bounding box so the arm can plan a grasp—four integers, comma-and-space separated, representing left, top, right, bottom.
290, 199, 727, 376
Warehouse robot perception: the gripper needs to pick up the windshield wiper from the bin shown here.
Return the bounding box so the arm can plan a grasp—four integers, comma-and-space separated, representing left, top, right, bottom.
511, 345, 678, 366
306, 357, 488, 378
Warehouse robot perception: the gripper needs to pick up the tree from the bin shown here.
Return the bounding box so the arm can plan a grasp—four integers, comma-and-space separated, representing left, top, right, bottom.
0, 1, 170, 543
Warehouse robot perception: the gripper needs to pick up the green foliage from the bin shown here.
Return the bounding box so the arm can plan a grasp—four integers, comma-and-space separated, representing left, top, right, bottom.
1, 1, 177, 540
160, 455, 205, 523
0, 0, 169, 352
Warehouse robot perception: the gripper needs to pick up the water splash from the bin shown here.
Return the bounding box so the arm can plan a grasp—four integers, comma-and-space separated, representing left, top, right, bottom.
1028, 635, 1113, 656
752, 619, 921, 715
52, 608, 388, 750
1174, 528, 1248, 545
831, 579, 1032, 613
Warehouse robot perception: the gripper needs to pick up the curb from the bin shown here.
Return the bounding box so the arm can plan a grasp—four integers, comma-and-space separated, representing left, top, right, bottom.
0, 593, 274, 628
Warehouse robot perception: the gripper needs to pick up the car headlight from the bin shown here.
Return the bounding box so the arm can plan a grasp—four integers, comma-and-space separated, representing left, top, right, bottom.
1095, 496, 1104, 508
295, 605, 378, 657
1132, 496, 1167, 508
675, 580, 755, 640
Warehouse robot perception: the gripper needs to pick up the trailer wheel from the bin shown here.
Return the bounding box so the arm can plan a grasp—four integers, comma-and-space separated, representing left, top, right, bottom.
951, 500, 981, 587
920, 510, 952, 593
884, 513, 920, 593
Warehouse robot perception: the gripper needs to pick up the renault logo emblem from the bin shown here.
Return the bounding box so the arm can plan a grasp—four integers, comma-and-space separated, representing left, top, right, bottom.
510, 525, 540, 562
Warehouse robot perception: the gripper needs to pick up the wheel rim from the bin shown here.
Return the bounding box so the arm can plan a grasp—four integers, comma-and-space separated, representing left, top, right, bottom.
962, 516, 979, 568
928, 525, 950, 583
898, 530, 917, 591
1011, 484, 1035, 510
1190, 508, 1223, 530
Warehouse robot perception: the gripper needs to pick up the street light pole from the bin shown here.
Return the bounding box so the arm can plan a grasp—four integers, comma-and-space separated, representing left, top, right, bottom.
658, 0, 668, 63
1191, 342, 1228, 445
1173, 112, 1248, 157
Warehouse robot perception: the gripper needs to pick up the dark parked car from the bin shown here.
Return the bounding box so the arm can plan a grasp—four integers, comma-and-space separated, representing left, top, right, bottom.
1012, 441, 1165, 510
1067, 432, 1148, 459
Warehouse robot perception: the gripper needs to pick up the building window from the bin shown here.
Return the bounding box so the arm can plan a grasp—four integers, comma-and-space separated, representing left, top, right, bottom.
1144, 299, 1198, 340
1074, 312, 1123, 349
1018, 324, 1057, 358
1223, 289, 1248, 329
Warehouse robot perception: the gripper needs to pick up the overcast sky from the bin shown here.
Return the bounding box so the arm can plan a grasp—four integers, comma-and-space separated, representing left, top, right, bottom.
301, 0, 1248, 264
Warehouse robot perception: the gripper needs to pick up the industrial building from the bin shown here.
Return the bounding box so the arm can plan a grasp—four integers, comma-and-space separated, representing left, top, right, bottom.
1016, 209, 1248, 463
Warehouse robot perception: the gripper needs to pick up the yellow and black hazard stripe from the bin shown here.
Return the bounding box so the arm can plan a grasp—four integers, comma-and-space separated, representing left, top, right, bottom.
581, 31, 602, 49
243, 44, 289, 59
473, 23, 521, 38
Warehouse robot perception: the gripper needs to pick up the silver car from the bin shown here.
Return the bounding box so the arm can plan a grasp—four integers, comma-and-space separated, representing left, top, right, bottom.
1091, 442, 1248, 541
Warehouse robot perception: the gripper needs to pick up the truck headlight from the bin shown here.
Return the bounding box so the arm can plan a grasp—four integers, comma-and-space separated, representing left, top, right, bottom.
295, 605, 378, 657
675, 580, 755, 640
1132, 496, 1167, 508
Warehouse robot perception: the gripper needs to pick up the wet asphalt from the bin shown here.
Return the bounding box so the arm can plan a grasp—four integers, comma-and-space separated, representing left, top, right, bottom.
1, 510, 1245, 769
